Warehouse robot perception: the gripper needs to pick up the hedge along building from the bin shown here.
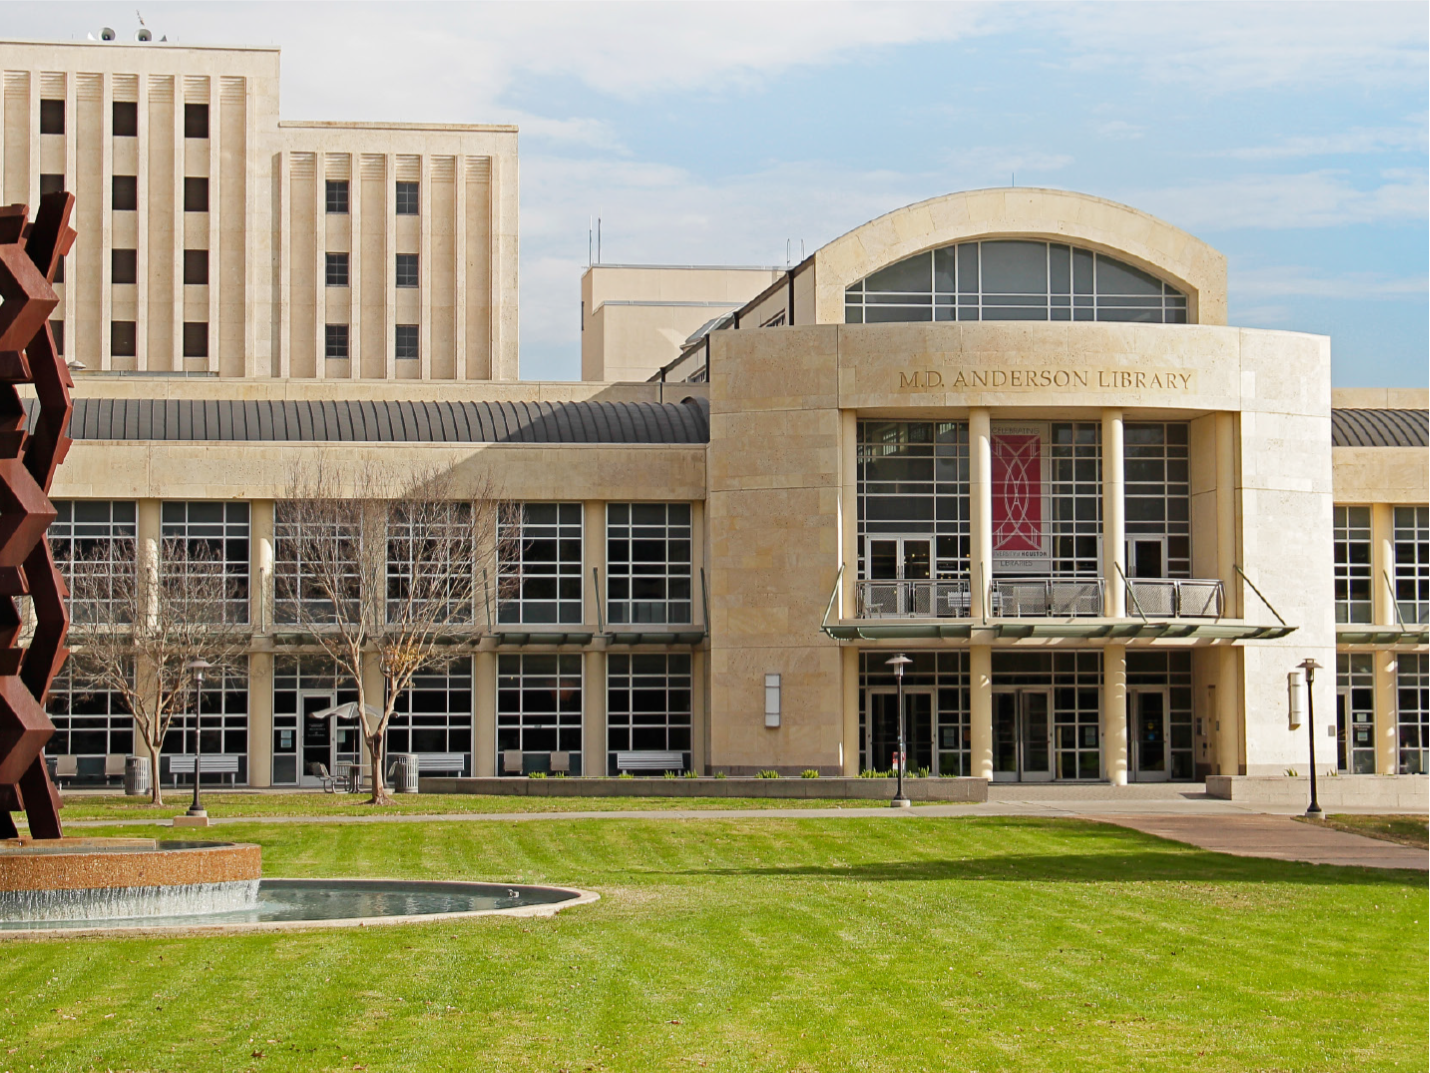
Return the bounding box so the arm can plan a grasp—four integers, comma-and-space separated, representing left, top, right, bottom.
9, 38, 1427, 789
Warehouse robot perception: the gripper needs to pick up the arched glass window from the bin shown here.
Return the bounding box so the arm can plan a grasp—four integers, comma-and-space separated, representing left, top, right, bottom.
844, 240, 1187, 325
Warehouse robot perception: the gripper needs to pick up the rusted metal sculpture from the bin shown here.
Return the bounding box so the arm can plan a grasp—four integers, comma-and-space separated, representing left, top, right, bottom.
0, 191, 77, 840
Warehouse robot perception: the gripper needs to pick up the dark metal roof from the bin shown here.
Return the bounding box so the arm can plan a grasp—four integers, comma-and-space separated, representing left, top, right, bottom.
1331, 408, 1428, 448
42, 397, 711, 445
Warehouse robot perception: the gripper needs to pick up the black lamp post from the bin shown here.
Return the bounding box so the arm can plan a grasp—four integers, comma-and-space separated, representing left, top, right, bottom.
885, 653, 912, 808
186, 658, 212, 818
1299, 658, 1323, 817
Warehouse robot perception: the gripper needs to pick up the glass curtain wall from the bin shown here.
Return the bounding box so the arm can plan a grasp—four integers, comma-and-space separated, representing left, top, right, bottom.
858, 652, 970, 776
163, 663, 249, 785
606, 504, 693, 625
606, 653, 693, 774
387, 657, 473, 771
845, 241, 1188, 324
992, 651, 1102, 779
1124, 423, 1191, 579
161, 501, 250, 624
45, 663, 133, 784
49, 501, 137, 624
1333, 507, 1374, 624
498, 504, 583, 625
496, 653, 583, 773
1126, 651, 1194, 780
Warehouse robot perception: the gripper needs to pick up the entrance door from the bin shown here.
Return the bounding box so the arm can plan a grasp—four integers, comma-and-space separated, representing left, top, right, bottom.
1127, 689, 1170, 781
867, 537, 933, 615
991, 689, 1054, 782
866, 687, 934, 773
1336, 688, 1348, 773
300, 692, 335, 786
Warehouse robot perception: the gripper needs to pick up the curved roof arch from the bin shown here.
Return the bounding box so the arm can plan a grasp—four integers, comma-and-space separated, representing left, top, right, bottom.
811, 188, 1226, 326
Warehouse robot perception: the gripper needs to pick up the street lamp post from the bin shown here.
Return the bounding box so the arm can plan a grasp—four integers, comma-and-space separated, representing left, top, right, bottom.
885, 654, 913, 808
1299, 658, 1323, 818
186, 659, 212, 819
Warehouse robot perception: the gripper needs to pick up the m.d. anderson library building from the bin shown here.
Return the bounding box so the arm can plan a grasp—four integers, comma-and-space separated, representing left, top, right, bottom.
6, 38, 1427, 798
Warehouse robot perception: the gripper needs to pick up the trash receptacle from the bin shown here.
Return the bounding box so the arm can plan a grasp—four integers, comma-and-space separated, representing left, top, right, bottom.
124, 755, 151, 797
388, 753, 418, 794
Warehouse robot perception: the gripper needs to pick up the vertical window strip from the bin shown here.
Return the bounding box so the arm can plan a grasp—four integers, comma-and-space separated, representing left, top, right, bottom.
498, 504, 583, 625
496, 653, 583, 763
49, 500, 138, 625
1333, 506, 1374, 624
1124, 423, 1192, 579
1048, 422, 1102, 578
855, 421, 970, 580
387, 657, 473, 768
160, 501, 251, 625
1397, 652, 1429, 775
1393, 506, 1429, 625
1337, 653, 1377, 774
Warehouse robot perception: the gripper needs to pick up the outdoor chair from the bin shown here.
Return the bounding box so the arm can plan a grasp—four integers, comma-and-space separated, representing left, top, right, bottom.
501, 750, 523, 775
549, 751, 571, 775
307, 762, 341, 793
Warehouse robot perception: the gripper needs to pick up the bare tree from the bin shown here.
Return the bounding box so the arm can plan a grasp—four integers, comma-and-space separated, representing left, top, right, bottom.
65, 540, 252, 806
278, 461, 515, 804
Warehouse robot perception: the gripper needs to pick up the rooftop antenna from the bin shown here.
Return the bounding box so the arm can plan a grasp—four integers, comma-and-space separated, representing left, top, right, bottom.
588, 217, 592, 268
1011, 171, 1016, 188
597, 218, 601, 264
800, 239, 805, 260
785, 239, 790, 267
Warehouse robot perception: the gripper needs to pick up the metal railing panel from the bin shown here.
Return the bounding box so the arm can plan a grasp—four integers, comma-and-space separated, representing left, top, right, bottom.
854, 578, 972, 619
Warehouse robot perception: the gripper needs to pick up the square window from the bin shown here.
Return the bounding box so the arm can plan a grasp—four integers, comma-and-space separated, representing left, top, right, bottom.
112, 175, 138, 211
325, 324, 350, 360
40, 174, 65, 197
325, 253, 349, 287
395, 253, 418, 288
40, 99, 65, 135
111, 249, 137, 285
184, 177, 209, 213
395, 181, 419, 215
395, 324, 419, 360
326, 180, 349, 214
184, 103, 209, 139
184, 249, 209, 286
112, 100, 138, 137
183, 322, 209, 358
111, 321, 137, 357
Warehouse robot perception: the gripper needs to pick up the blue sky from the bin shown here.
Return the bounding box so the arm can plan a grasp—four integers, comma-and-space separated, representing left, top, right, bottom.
7, 2, 1426, 384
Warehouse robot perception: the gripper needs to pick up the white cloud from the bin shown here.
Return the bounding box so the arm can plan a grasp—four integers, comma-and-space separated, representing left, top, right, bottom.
1095, 120, 1144, 141
1213, 125, 1428, 160
1233, 266, 1429, 300
1130, 169, 1429, 230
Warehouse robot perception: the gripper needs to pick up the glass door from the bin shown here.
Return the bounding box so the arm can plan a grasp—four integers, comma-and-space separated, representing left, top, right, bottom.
865, 687, 934, 773
1336, 688, 1348, 773
1020, 690, 1053, 782
1127, 538, 1166, 579
1127, 689, 1170, 781
868, 537, 932, 615
300, 692, 335, 786
992, 690, 1018, 781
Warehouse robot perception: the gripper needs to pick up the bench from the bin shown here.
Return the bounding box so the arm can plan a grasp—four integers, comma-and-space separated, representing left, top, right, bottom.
414, 753, 467, 776
615, 750, 685, 773
168, 755, 241, 783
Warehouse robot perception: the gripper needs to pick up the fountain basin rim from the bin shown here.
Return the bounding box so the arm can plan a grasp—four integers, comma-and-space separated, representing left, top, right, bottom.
0, 878, 599, 939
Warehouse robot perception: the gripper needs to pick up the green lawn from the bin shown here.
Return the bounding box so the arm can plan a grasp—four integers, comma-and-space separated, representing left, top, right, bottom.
1, 816, 1423, 1072
53, 791, 892, 823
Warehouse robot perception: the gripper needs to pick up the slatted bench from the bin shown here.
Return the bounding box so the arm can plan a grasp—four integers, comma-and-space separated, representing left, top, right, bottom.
168, 755, 241, 784
615, 750, 685, 773
415, 753, 468, 776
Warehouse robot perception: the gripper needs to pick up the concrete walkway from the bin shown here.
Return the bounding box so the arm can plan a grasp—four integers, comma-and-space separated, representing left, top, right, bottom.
1090, 813, 1428, 872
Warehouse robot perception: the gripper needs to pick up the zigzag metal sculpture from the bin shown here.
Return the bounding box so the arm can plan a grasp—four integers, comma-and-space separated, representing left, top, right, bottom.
0, 191, 78, 841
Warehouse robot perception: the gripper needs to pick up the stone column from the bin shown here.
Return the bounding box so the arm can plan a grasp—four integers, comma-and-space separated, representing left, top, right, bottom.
246, 652, 273, 787
473, 648, 497, 777
1214, 412, 1239, 617
582, 650, 606, 777
1371, 503, 1397, 774
841, 646, 859, 775
969, 408, 993, 619
1102, 409, 1126, 618
583, 500, 605, 629
839, 410, 858, 619
1216, 646, 1241, 776
969, 645, 993, 780
1102, 643, 1128, 785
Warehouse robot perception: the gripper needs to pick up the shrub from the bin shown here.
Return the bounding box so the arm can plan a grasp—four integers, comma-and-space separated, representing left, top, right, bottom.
801, 769, 820, 779
529, 771, 547, 779
859, 769, 890, 779
663, 769, 677, 779
618, 772, 635, 780
714, 771, 726, 779
755, 769, 780, 779
914, 767, 931, 779
683, 770, 699, 779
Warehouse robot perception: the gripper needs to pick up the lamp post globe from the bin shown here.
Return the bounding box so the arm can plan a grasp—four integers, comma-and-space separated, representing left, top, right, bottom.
885, 654, 913, 808
185, 659, 213, 818
1299, 658, 1323, 818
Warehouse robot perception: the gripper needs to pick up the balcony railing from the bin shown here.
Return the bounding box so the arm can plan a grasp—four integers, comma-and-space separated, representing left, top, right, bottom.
992, 577, 1104, 618
856, 578, 973, 619
1125, 578, 1223, 619
852, 575, 1225, 620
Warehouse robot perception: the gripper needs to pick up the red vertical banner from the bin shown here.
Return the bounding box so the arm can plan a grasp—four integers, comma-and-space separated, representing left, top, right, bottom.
992, 432, 1043, 554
